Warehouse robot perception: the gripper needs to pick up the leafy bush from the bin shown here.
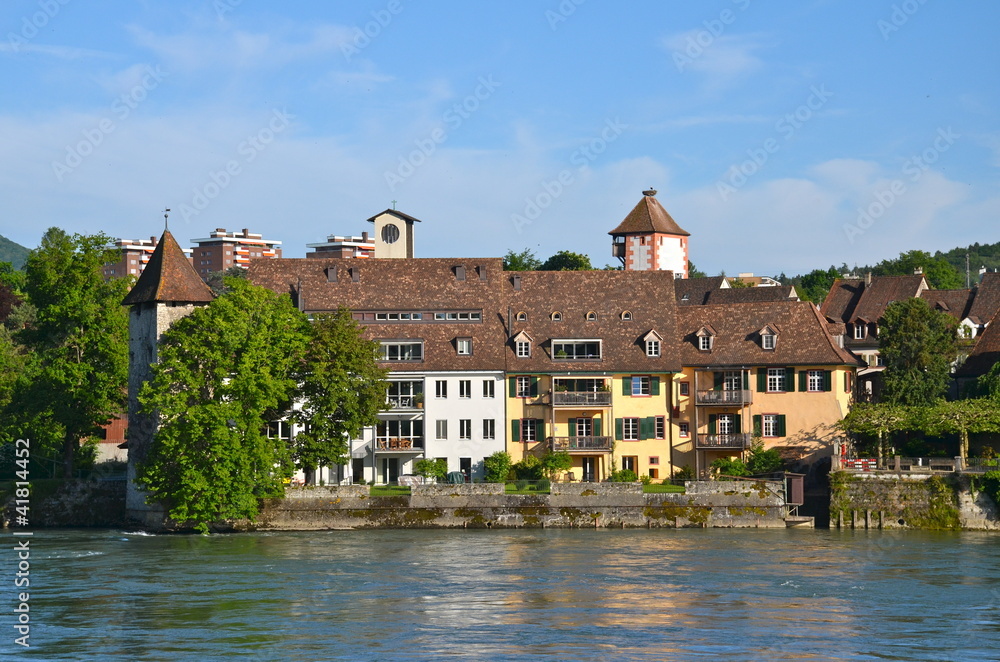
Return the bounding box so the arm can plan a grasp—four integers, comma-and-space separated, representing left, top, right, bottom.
746, 444, 784, 475
639, 474, 652, 485
710, 456, 749, 478
414, 458, 447, 481
541, 451, 572, 479
512, 454, 544, 480
673, 466, 694, 481
537, 478, 550, 492
483, 451, 512, 483
979, 470, 1000, 508
610, 469, 638, 482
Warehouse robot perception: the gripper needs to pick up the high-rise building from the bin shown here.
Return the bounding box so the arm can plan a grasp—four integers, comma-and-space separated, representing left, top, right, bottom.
190, 228, 282, 277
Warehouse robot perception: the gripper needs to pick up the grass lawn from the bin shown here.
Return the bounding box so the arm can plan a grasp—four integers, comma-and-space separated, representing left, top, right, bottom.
642, 483, 686, 494
369, 485, 411, 496
505, 481, 550, 495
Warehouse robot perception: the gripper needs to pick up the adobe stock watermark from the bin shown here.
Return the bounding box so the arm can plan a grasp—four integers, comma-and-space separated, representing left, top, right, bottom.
11, 438, 32, 648
878, 0, 931, 41
5, 0, 71, 52
842, 126, 958, 244
546, 0, 586, 31
672, 0, 752, 72
178, 109, 294, 223
214, 0, 243, 21
341, 0, 403, 62
52, 65, 168, 183
384, 75, 501, 192
716, 84, 833, 201
511, 118, 627, 234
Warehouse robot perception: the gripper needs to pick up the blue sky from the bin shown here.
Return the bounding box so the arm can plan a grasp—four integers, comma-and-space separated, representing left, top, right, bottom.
2, 0, 998, 277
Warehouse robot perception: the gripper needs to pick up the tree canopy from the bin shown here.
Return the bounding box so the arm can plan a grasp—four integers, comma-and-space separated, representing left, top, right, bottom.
873, 249, 964, 289
502, 248, 542, 271
540, 250, 592, 271
878, 298, 958, 406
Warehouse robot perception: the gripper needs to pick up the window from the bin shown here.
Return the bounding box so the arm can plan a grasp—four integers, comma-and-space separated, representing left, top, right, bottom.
516, 376, 532, 398
767, 368, 787, 392
854, 323, 865, 340
649, 457, 659, 465
699, 336, 712, 351
551, 312, 562, 321
762, 333, 776, 350
516, 340, 531, 357
516, 311, 527, 322
622, 456, 636, 473
631, 376, 651, 396
679, 422, 690, 438
646, 339, 660, 357
459, 419, 472, 440
521, 419, 537, 443
435, 420, 448, 440
724, 371, 742, 391
457, 338, 472, 355
552, 340, 602, 360
435, 380, 448, 398
623, 418, 639, 441
379, 341, 423, 361
483, 379, 495, 398
459, 380, 471, 398
649, 469, 658, 479
586, 311, 598, 321
763, 414, 779, 438
717, 414, 735, 434
808, 370, 824, 392
655, 416, 665, 439
483, 419, 495, 440
622, 311, 633, 321
679, 382, 690, 396
266, 421, 292, 440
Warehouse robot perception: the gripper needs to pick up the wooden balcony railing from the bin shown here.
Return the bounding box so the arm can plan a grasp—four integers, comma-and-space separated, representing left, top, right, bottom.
375, 438, 425, 451
552, 391, 613, 406
696, 433, 751, 450
695, 390, 753, 406
549, 436, 613, 452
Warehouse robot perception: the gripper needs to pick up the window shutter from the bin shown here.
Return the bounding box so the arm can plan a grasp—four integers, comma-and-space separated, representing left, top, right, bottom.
733, 413, 742, 432
742, 371, 749, 390
568, 418, 577, 437
615, 418, 624, 441
843, 371, 849, 393
535, 419, 545, 440
708, 414, 717, 435
777, 415, 786, 437
594, 418, 602, 436
823, 370, 833, 392
508, 377, 517, 398
786, 368, 795, 391
753, 415, 762, 436
640, 417, 654, 440
511, 420, 520, 442
757, 369, 766, 392
651, 377, 660, 396
713, 372, 724, 391
622, 377, 631, 396
798, 370, 808, 392
530, 376, 539, 397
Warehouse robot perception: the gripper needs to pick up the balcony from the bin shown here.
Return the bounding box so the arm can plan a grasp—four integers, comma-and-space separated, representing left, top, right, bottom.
549, 436, 613, 452
696, 433, 752, 450
695, 390, 753, 406
375, 438, 425, 452
552, 390, 613, 407
385, 396, 423, 410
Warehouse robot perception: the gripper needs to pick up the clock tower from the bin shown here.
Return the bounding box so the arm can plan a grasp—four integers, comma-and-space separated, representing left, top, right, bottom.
367, 208, 421, 259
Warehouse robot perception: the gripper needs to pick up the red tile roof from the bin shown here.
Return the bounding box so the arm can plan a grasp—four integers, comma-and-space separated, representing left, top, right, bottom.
851, 275, 927, 323
955, 307, 1000, 378
919, 289, 974, 321
967, 273, 1000, 325
121, 230, 214, 306
820, 278, 864, 323
608, 193, 689, 237
675, 276, 726, 305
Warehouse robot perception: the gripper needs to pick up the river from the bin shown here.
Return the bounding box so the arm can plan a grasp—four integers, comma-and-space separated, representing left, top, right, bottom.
3, 528, 998, 660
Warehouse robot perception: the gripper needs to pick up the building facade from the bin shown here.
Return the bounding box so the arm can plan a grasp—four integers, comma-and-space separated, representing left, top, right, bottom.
102, 236, 193, 279
609, 190, 690, 276
190, 227, 282, 278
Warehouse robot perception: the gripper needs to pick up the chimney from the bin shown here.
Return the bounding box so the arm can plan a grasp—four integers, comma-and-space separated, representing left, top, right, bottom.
454, 265, 466, 281
512, 274, 522, 291
865, 272, 872, 286
362, 231, 370, 242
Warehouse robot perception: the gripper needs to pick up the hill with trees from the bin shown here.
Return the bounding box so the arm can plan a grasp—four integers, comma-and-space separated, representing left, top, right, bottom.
0, 235, 29, 270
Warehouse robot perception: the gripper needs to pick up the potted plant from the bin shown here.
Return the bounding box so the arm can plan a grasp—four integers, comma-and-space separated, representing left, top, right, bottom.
413, 392, 424, 408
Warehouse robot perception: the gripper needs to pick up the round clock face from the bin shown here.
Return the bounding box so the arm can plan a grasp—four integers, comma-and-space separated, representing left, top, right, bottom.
381, 223, 400, 244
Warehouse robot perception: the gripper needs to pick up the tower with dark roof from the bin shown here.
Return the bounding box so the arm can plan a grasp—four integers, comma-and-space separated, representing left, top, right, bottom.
609, 189, 690, 276
121, 229, 214, 524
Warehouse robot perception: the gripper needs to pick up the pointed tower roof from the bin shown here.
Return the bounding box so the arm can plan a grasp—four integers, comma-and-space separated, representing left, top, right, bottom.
608, 189, 689, 237
121, 230, 215, 306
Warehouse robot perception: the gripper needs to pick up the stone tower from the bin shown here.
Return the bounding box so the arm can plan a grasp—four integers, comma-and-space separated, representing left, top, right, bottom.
609, 189, 690, 277
121, 229, 214, 525
367, 208, 421, 259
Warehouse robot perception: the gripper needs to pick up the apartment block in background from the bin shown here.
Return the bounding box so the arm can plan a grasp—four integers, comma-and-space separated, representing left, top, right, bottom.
102, 236, 192, 279
190, 227, 282, 278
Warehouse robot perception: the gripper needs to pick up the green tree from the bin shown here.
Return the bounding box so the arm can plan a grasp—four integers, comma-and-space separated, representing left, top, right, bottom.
540, 250, 592, 271
920, 399, 1000, 460
746, 438, 784, 475
796, 267, 841, 304
688, 261, 707, 278
414, 458, 448, 482
977, 362, 1000, 401
137, 278, 309, 532
205, 265, 248, 296
838, 402, 916, 461
483, 451, 512, 483
540, 450, 572, 478
5, 229, 130, 478
502, 248, 542, 271
291, 308, 387, 485
879, 298, 958, 406
873, 249, 964, 289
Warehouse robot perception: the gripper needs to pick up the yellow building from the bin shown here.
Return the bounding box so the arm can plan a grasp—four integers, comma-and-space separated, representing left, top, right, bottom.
504, 270, 682, 481
673, 301, 862, 477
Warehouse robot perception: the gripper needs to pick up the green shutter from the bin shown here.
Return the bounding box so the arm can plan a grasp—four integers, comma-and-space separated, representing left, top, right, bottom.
757, 369, 766, 392
511, 420, 520, 442
615, 418, 624, 440
733, 413, 742, 433
777, 415, 786, 437
708, 414, 717, 435
594, 418, 602, 436
640, 417, 654, 440
622, 377, 631, 396
535, 419, 545, 440
753, 415, 762, 436
509, 377, 517, 398
568, 418, 577, 438
742, 371, 749, 390
823, 370, 832, 392
530, 376, 539, 397
786, 368, 795, 392
713, 372, 724, 391
798, 370, 808, 392
651, 377, 660, 396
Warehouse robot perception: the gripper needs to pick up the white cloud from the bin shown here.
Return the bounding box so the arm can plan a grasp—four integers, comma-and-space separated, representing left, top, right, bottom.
663, 32, 766, 89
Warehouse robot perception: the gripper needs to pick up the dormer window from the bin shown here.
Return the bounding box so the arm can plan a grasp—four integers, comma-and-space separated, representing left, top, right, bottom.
551, 312, 562, 322
621, 311, 633, 321
586, 311, 598, 322
513, 331, 532, 358
699, 336, 712, 351
758, 324, 779, 351
643, 330, 662, 358
853, 323, 865, 340
696, 326, 716, 352
516, 311, 527, 322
